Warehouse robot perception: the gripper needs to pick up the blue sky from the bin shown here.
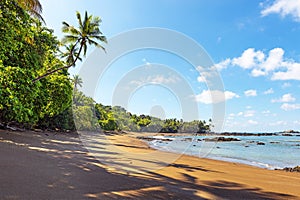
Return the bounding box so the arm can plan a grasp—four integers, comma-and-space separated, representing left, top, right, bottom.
40, 0, 300, 132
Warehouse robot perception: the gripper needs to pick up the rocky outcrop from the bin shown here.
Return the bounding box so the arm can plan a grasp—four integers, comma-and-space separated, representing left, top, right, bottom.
203, 137, 240, 142
220, 132, 277, 136
276, 166, 300, 172
137, 136, 173, 142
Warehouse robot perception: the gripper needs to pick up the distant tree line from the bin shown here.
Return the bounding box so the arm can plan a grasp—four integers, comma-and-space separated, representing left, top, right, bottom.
67, 90, 212, 133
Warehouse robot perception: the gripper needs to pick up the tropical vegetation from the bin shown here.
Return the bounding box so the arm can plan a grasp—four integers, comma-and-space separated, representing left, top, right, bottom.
0, 0, 212, 134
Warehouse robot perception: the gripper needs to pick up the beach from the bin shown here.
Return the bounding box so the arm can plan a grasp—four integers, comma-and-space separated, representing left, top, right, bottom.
1, 130, 300, 199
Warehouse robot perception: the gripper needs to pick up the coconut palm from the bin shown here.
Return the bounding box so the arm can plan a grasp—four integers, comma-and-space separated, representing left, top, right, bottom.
60, 44, 82, 67
33, 11, 106, 82
16, 0, 44, 22
72, 75, 83, 90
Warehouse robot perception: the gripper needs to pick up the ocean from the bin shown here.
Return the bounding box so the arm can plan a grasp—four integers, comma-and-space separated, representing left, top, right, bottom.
147, 134, 300, 169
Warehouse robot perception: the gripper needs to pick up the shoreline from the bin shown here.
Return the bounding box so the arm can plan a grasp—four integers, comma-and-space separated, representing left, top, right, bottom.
1, 130, 300, 199
108, 132, 300, 198
131, 131, 300, 170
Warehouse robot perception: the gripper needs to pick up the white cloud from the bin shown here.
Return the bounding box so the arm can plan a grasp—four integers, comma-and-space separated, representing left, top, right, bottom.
244, 110, 255, 117
197, 70, 215, 83
213, 59, 231, 71
261, 0, 300, 22
262, 110, 271, 116
264, 88, 274, 94
262, 110, 270, 114
272, 62, 300, 80
194, 90, 239, 104
281, 103, 300, 111
248, 120, 258, 125
237, 112, 243, 116
197, 75, 206, 83
151, 75, 180, 84
271, 93, 296, 103
229, 113, 235, 117
244, 89, 257, 97
214, 47, 300, 81
196, 65, 223, 83
232, 48, 264, 69
251, 69, 267, 77
260, 48, 284, 72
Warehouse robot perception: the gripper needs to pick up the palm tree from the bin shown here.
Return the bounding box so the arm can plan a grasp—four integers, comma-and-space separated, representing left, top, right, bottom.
60, 44, 82, 67
33, 11, 107, 82
16, 0, 44, 22
72, 75, 83, 90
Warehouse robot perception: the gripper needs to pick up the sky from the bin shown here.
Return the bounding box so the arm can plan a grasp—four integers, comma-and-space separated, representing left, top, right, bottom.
40, 0, 300, 132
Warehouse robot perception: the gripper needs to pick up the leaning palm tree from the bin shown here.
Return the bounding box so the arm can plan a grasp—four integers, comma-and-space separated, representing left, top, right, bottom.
33, 11, 107, 82
16, 0, 44, 22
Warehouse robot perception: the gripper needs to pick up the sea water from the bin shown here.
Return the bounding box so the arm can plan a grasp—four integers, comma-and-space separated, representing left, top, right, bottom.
148, 135, 300, 169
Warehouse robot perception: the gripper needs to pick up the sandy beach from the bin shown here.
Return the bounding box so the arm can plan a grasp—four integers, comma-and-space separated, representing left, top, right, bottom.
1, 130, 300, 200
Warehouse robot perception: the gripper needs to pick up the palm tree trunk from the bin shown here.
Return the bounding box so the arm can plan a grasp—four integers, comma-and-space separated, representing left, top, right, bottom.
33, 41, 84, 83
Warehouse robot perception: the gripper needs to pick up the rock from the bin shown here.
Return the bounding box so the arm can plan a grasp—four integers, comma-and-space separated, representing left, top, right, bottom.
220, 132, 277, 136
204, 137, 240, 142
137, 136, 155, 141
270, 141, 280, 144
282, 133, 293, 136
283, 130, 300, 133
281, 166, 300, 172
137, 136, 172, 142
182, 138, 192, 142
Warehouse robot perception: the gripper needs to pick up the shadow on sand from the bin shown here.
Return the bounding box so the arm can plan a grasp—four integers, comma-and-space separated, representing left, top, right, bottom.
0, 130, 297, 200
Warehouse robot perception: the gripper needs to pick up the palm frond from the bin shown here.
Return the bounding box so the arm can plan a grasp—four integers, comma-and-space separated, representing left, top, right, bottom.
17, 0, 44, 22
76, 11, 83, 30
61, 22, 70, 32
88, 39, 106, 52
91, 35, 107, 43
61, 35, 79, 44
